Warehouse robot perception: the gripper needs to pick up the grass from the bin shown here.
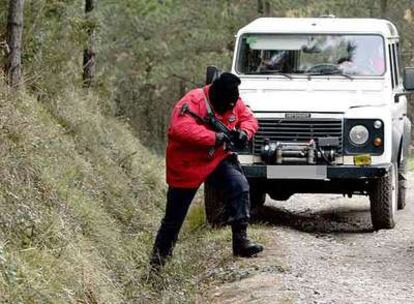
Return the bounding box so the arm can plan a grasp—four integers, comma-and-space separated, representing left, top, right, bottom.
0, 81, 250, 303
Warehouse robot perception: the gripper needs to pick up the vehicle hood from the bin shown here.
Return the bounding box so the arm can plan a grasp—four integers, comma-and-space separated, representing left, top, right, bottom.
239, 79, 389, 113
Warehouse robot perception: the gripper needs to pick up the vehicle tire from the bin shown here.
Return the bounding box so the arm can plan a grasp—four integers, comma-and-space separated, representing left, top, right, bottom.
369, 163, 398, 230
268, 192, 293, 201
398, 162, 408, 210
250, 184, 266, 210
398, 135, 410, 210
204, 182, 227, 228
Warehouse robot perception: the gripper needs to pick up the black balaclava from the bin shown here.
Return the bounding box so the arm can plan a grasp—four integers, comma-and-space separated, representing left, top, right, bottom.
209, 72, 241, 114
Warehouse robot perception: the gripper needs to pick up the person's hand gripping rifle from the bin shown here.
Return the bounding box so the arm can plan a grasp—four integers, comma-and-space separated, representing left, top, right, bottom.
180, 103, 236, 152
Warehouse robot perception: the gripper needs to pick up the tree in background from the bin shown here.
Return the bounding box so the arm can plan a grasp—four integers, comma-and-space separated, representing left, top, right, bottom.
1, 0, 414, 145
258, 0, 271, 15
5, 0, 24, 88
83, 0, 96, 87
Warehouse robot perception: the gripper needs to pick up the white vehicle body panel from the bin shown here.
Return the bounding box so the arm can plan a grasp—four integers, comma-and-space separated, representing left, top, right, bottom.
235, 18, 398, 38
230, 17, 408, 173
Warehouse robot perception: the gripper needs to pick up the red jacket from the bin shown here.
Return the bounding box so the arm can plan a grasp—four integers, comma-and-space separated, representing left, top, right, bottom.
166, 85, 258, 188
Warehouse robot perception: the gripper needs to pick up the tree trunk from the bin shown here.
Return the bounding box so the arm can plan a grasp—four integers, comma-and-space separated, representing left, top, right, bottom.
264, 0, 271, 16
6, 0, 24, 88
258, 0, 271, 16
258, 0, 264, 14
83, 0, 96, 88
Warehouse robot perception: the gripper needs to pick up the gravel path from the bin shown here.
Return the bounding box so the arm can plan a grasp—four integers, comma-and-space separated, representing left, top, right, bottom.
203, 172, 414, 304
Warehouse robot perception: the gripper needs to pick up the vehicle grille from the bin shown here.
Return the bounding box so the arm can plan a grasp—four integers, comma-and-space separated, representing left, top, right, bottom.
253, 118, 343, 155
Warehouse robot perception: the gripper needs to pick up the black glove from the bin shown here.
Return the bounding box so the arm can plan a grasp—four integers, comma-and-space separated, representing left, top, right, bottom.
215, 132, 232, 147
230, 129, 248, 149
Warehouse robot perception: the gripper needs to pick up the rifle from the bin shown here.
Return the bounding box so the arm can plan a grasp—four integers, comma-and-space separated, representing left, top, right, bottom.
180, 103, 236, 152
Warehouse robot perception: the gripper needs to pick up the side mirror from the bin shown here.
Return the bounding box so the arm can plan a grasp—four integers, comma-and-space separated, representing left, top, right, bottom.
205, 66, 221, 85
403, 67, 414, 91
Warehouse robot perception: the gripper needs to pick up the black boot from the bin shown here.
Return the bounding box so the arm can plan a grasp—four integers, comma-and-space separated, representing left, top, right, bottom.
148, 222, 176, 273
232, 222, 263, 257
149, 247, 169, 272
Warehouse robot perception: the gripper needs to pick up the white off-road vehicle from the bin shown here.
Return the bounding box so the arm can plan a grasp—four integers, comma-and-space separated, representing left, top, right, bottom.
205, 17, 414, 230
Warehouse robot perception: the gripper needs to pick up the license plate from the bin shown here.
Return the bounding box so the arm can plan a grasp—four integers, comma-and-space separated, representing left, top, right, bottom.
354, 154, 372, 166
267, 165, 327, 179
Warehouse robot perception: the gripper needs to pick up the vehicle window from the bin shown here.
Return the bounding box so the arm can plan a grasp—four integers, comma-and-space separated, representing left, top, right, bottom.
237, 34, 385, 77
392, 44, 398, 85
393, 43, 401, 85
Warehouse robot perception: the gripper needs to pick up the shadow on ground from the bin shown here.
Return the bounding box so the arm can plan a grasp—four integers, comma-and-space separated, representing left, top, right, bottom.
252, 203, 374, 233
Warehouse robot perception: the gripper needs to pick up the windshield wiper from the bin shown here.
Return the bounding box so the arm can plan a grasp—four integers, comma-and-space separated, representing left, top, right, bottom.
306, 69, 354, 80
246, 71, 293, 80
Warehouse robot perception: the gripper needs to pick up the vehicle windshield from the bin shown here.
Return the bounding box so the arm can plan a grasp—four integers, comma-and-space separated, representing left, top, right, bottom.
236, 34, 385, 76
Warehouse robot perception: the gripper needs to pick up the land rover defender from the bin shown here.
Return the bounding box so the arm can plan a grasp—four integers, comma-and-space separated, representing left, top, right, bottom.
205, 17, 414, 230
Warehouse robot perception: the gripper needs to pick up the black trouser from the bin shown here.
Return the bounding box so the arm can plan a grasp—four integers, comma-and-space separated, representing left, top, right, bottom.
151, 155, 250, 260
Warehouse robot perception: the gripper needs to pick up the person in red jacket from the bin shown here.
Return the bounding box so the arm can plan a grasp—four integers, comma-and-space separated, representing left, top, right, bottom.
150, 73, 263, 270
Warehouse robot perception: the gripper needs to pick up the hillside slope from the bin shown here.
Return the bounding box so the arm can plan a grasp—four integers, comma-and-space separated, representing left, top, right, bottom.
0, 83, 231, 303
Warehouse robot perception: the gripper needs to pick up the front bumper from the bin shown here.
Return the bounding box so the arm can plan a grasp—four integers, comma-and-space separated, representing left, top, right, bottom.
242, 164, 392, 179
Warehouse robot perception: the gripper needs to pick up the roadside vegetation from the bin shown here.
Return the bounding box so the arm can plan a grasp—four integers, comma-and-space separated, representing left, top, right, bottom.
0, 80, 241, 303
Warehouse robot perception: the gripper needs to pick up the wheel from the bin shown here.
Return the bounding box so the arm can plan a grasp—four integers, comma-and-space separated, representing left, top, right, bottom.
398, 175, 407, 210
398, 151, 408, 210
249, 182, 266, 209
204, 182, 226, 228
268, 192, 292, 201
398, 126, 411, 210
369, 163, 398, 230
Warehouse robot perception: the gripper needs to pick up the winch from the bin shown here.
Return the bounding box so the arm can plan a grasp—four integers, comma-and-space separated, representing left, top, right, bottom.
260, 137, 340, 165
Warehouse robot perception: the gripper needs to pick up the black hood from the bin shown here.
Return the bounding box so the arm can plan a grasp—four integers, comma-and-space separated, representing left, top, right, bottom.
209, 72, 241, 114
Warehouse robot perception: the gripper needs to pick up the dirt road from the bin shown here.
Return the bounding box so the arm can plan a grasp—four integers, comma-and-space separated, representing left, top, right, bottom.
203, 172, 414, 304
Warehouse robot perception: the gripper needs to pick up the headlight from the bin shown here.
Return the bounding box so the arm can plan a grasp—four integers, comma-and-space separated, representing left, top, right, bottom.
349, 125, 369, 146
344, 119, 384, 155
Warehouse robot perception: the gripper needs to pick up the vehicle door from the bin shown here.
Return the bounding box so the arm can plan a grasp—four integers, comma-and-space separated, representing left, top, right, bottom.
389, 40, 406, 161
